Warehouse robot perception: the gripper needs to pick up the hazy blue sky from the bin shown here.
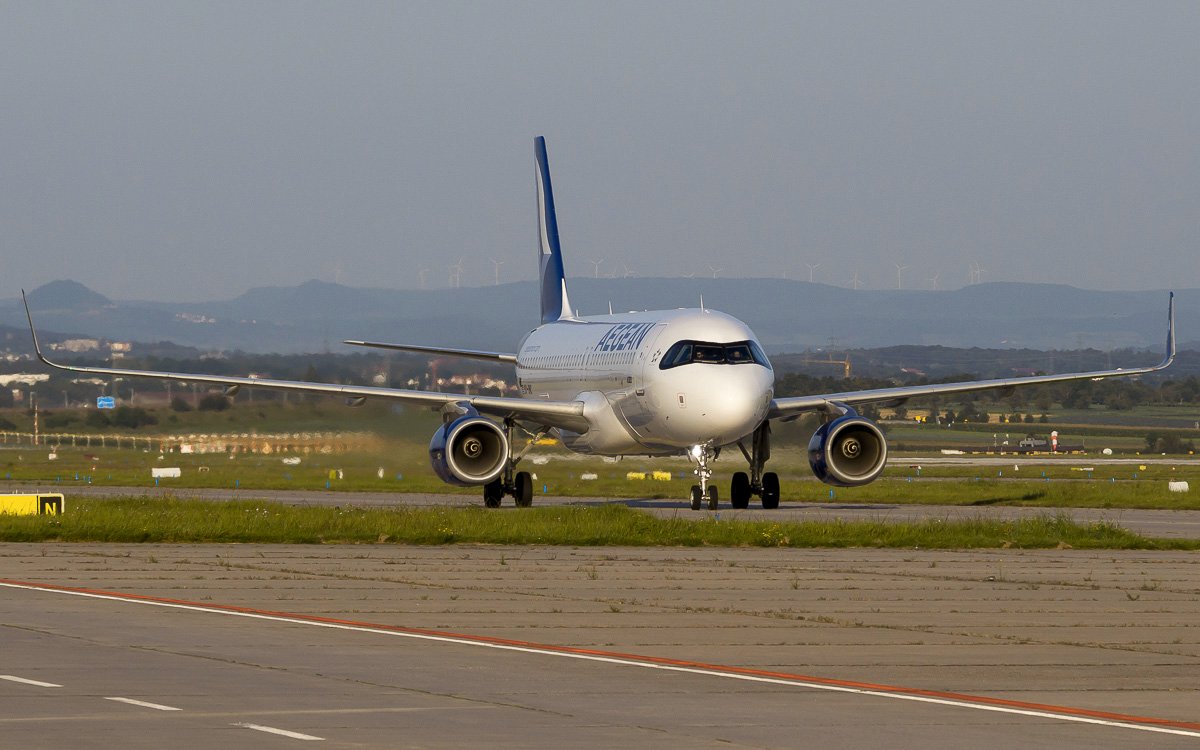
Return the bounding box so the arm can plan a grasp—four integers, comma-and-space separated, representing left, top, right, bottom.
2, 2, 1197, 301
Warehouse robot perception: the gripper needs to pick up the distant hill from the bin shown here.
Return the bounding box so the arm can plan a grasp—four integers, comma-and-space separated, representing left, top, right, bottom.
24, 280, 111, 311
1, 278, 1192, 356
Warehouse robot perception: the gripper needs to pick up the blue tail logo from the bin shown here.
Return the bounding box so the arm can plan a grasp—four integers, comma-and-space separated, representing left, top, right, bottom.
535, 136, 572, 324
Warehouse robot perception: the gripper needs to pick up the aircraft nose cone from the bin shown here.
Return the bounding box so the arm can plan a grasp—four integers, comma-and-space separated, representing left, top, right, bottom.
670, 367, 772, 444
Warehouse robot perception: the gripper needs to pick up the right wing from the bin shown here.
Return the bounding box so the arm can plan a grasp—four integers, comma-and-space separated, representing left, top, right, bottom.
23, 293, 587, 433
769, 292, 1176, 420
342, 340, 517, 364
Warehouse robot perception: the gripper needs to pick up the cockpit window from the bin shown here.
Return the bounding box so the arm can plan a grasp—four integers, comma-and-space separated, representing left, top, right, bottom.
659, 340, 772, 370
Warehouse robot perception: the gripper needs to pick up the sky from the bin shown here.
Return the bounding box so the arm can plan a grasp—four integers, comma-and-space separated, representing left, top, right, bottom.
2, 1, 1198, 301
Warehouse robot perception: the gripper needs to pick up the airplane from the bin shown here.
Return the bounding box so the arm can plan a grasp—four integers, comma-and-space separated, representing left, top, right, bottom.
24, 137, 1176, 511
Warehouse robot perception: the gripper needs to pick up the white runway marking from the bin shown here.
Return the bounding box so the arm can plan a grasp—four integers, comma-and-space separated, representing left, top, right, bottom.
5, 580, 1200, 739
0, 675, 62, 688
105, 697, 182, 711
233, 722, 324, 741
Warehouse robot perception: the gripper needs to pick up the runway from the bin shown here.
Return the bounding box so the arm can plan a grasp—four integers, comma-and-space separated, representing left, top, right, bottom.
2, 544, 1198, 748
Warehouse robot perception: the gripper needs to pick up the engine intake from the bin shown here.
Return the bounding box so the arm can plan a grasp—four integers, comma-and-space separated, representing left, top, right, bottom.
808, 414, 888, 487
429, 415, 509, 486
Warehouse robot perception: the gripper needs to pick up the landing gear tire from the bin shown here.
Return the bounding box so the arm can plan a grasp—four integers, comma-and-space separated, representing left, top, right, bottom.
483, 479, 503, 508
514, 471, 534, 507
761, 472, 780, 510
706, 485, 719, 511
730, 472, 751, 509
690, 485, 702, 511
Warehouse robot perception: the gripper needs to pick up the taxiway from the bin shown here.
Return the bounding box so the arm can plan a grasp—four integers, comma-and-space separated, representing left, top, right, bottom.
2, 543, 1198, 748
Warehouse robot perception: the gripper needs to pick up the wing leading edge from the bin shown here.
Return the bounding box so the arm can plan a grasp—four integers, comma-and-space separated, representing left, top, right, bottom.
22, 293, 586, 433
342, 339, 517, 364
768, 292, 1176, 420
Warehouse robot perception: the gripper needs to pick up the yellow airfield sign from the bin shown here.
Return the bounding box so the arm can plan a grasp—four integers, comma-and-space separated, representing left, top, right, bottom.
0, 494, 65, 516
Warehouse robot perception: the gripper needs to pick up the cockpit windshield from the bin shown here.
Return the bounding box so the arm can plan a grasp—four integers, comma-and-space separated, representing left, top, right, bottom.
659, 340, 772, 370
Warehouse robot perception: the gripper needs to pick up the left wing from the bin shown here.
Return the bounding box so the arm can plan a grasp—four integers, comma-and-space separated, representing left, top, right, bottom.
769, 292, 1176, 420
23, 293, 588, 433
343, 339, 517, 364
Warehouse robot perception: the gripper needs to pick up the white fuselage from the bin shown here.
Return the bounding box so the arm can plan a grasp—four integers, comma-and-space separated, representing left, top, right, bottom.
514, 308, 774, 455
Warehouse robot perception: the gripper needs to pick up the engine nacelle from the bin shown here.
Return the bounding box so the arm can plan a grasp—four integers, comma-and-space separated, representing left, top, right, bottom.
429, 415, 509, 486
807, 415, 888, 487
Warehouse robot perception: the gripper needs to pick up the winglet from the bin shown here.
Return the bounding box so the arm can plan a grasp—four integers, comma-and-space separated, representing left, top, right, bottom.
535, 136, 572, 324
21, 290, 53, 368
1164, 291, 1176, 367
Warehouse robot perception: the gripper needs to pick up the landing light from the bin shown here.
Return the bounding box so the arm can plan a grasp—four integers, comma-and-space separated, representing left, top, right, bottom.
689, 444, 704, 460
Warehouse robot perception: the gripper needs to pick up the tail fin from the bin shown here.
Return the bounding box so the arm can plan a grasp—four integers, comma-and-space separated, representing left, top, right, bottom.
535, 136, 573, 324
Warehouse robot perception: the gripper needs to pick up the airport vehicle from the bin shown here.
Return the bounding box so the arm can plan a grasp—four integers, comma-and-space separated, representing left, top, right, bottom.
24, 138, 1176, 510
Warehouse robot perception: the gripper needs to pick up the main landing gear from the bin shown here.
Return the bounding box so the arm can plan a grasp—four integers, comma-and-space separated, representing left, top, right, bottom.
687, 443, 719, 511
482, 418, 539, 508
731, 421, 780, 510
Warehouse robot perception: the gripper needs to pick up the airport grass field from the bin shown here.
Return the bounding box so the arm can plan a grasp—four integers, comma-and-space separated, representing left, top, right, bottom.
1, 401, 1198, 548
4, 497, 1196, 550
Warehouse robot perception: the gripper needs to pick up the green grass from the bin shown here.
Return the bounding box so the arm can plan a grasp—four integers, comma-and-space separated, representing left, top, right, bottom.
0, 497, 1193, 550
3, 400, 1199, 509
4, 443, 1200, 509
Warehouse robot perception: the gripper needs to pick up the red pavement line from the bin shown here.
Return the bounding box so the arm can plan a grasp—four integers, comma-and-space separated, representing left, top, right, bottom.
4, 577, 1198, 734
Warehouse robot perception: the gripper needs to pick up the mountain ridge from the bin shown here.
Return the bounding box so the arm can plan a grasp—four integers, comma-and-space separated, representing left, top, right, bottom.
3, 279, 1191, 355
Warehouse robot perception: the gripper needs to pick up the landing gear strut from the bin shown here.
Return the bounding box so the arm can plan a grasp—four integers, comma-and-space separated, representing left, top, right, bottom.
687, 443, 719, 511
733, 421, 780, 509
482, 418, 539, 508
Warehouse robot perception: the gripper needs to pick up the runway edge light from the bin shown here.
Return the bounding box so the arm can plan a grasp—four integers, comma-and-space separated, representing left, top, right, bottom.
0, 494, 65, 516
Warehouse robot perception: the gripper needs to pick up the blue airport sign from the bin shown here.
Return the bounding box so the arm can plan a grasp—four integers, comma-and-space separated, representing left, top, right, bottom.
96, 396, 116, 409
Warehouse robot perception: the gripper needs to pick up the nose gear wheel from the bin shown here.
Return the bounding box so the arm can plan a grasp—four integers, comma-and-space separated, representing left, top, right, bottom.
687, 443, 718, 510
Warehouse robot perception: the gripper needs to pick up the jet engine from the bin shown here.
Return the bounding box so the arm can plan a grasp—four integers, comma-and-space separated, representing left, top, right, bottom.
429, 414, 509, 486
807, 412, 888, 487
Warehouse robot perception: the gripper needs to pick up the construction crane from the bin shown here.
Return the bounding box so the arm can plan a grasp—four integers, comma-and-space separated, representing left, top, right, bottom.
796, 351, 852, 379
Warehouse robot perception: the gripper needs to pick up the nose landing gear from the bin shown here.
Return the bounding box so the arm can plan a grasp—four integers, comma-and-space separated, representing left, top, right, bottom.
687, 443, 719, 511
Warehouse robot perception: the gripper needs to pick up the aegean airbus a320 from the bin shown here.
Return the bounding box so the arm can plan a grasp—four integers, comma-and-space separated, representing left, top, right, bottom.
25, 137, 1176, 509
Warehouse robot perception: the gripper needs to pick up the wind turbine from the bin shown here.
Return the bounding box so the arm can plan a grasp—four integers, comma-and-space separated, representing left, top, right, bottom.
849, 269, 862, 290
418, 268, 429, 290
894, 262, 908, 290
928, 271, 941, 290
589, 258, 605, 278
708, 265, 723, 279
489, 258, 505, 286
805, 262, 821, 283
449, 258, 464, 288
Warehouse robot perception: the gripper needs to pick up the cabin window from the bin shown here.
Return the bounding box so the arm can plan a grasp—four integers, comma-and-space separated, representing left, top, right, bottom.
658, 340, 772, 370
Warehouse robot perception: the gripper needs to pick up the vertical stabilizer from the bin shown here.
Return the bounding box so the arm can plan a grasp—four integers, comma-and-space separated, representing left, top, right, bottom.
535, 136, 572, 324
